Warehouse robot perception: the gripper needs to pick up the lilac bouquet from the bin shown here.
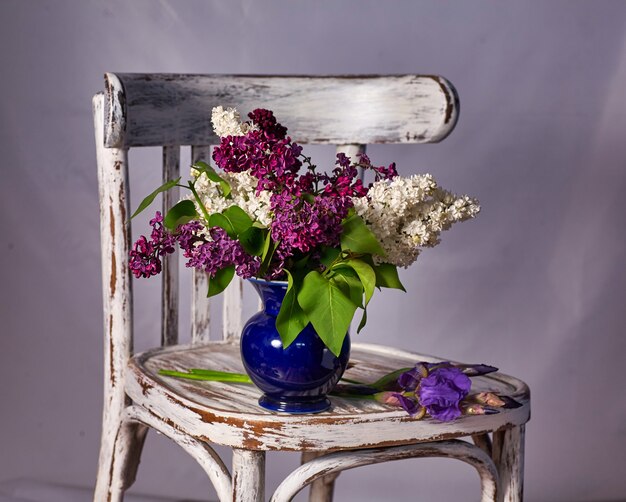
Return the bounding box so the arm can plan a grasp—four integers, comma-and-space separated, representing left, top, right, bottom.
130, 107, 479, 355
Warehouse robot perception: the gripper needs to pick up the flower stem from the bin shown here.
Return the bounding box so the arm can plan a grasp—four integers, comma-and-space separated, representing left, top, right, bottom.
188, 181, 212, 223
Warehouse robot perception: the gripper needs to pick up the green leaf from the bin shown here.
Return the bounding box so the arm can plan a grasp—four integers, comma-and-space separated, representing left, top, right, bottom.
207, 266, 235, 297
373, 263, 406, 291
330, 268, 364, 308
319, 246, 341, 268
259, 233, 279, 276
297, 271, 356, 356
370, 367, 413, 390
239, 226, 266, 256
163, 200, 198, 230
222, 206, 253, 234
131, 177, 181, 219
276, 271, 309, 349
357, 308, 367, 333
209, 206, 253, 239
340, 213, 386, 256
158, 369, 252, 383
192, 161, 231, 198
209, 213, 235, 237
334, 258, 376, 306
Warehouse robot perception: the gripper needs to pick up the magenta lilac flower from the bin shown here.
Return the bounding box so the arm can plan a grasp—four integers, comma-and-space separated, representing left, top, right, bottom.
179, 226, 260, 279
129, 212, 176, 278
130, 214, 260, 281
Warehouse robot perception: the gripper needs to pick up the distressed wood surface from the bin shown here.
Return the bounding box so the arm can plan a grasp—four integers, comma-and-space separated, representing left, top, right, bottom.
232, 449, 265, 502
126, 342, 530, 452
301, 452, 338, 502
473, 433, 493, 457
222, 277, 243, 341
272, 440, 498, 502
93, 93, 139, 501
125, 406, 232, 502
493, 425, 525, 502
161, 145, 180, 347
103, 74, 459, 148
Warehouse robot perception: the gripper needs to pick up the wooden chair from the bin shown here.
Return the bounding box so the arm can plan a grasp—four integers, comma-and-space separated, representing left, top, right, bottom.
93, 74, 530, 502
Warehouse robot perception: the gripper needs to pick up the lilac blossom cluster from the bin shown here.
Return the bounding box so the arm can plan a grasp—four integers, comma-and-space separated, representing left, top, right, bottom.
130, 107, 467, 292
129, 212, 176, 278
129, 212, 260, 280
209, 109, 396, 278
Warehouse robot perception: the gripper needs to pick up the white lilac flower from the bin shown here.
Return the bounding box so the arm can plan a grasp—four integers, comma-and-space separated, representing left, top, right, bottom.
211, 106, 258, 137
189, 168, 273, 226
352, 175, 480, 267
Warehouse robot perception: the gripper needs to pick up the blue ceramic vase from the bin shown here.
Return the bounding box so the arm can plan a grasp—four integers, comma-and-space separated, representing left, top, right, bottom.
240, 278, 351, 414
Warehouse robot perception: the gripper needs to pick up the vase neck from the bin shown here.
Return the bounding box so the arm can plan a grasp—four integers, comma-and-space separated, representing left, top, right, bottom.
249, 279, 288, 316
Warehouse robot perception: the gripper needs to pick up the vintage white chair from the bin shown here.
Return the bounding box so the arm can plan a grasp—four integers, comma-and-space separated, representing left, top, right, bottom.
93, 73, 530, 502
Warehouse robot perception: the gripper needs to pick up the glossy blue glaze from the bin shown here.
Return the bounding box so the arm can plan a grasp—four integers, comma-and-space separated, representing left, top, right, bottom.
241, 279, 351, 414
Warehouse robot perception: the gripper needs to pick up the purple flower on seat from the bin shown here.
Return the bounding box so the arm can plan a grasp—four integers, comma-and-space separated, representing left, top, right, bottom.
418, 366, 471, 422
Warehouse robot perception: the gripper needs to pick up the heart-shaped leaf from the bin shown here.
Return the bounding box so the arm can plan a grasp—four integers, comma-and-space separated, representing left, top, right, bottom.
373, 262, 406, 291
297, 271, 356, 356
207, 266, 235, 297
239, 226, 266, 256
340, 213, 386, 256
333, 258, 376, 305
330, 268, 364, 308
276, 271, 309, 348
163, 200, 198, 230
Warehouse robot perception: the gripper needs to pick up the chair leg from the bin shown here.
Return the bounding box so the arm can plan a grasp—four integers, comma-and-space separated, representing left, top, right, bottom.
493, 425, 525, 502
94, 414, 148, 502
232, 448, 265, 502
301, 452, 338, 502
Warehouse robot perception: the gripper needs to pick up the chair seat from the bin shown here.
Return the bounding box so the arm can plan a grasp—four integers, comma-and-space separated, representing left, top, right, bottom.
126, 342, 530, 452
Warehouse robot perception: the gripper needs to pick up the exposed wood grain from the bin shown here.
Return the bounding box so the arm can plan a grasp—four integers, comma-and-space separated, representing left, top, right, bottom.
126, 342, 531, 452
301, 452, 337, 502
272, 440, 498, 502
125, 406, 232, 502
223, 277, 243, 341
473, 433, 493, 457
93, 93, 137, 502
493, 425, 525, 502
191, 146, 213, 345
102, 419, 148, 502
161, 145, 180, 347
103, 74, 125, 149
103, 74, 459, 148
232, 449, 265, 502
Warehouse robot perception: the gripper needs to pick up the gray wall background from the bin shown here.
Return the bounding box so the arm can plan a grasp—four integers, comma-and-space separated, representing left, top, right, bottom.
1, 1, 626, 501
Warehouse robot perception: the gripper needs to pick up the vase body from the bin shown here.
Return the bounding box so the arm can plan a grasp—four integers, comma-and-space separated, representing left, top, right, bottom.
240, 278, 351, 413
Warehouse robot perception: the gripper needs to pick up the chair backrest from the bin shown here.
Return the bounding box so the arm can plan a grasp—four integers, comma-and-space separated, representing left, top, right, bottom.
93, 73, 458, 393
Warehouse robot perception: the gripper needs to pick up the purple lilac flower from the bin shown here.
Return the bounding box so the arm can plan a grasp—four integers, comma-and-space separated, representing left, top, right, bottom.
248, 108, 287, 139
129, 212, 176, 278
180, 226, 260, 279
129, 214, 260, 281
356, 153, 398, 182
418, 366, 471, 422
270, 195, 350, 253
212, 109, 302, 194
